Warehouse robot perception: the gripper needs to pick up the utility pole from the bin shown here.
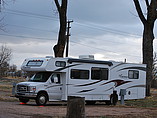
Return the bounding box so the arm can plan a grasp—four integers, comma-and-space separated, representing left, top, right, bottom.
66, 20, 73, 57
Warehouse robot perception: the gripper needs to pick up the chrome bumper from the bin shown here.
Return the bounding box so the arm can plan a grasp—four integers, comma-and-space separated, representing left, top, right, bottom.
15, 92, 37, 98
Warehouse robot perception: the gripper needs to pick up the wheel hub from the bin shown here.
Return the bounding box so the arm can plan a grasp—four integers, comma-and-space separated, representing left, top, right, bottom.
39, 96, 46, 104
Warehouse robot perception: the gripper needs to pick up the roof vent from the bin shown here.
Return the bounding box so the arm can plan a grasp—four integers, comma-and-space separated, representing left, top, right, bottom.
79, 55, 94, 60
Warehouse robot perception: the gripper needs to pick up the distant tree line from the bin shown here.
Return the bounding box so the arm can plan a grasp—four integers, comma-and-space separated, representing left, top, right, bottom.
0, 44, 12, 77
0, 44, 26, 78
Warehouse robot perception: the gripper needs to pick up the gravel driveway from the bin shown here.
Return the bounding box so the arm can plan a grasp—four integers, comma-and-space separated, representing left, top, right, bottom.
1, 101, 157, 118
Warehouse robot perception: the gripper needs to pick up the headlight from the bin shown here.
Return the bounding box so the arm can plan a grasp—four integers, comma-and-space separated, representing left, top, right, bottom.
28, 86, 36, 92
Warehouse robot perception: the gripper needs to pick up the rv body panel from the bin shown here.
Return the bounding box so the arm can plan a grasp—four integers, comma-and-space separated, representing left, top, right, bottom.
15, 56, 146, 105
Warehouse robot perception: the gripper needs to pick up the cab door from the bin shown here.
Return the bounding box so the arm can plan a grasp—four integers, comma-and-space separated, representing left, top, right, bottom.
48, 73, 62, 101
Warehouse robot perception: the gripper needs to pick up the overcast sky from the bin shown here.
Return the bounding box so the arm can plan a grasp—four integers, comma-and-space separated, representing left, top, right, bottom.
0, 0, 157, 69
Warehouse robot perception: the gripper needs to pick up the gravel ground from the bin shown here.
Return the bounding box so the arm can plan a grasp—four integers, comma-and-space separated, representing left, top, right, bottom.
1, 77, 157, 118
0, 101, 157, 118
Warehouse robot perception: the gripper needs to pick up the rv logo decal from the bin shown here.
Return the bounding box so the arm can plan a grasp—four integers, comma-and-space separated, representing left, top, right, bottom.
119, 74, 128, 78
101, 80, 131, 88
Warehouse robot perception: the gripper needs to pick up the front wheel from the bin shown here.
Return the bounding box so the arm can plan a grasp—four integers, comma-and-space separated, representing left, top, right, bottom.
19, 98, 29, 103
36, 93, 48, 106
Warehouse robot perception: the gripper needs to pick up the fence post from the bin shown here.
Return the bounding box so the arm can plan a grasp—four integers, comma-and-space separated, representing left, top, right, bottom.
66, 96, 86, 118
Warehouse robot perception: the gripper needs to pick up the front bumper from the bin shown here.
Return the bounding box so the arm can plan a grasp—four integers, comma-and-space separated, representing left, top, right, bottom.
15, 92, 37, 98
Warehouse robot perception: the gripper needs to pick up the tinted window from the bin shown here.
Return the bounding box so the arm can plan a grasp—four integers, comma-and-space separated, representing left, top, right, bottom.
29, 72, 52, 82
55, 61, 66, 67
91, 67, 108, 80
71, 69, 89, 79
128, 70, 139, 79
27, 60, 43, 66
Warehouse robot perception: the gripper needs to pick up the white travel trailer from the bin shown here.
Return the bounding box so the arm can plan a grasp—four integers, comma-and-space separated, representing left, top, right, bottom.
15, 55, 146, 105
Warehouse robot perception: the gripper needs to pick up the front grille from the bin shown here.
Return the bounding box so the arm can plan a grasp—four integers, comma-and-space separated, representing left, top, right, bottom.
17, 85, 28, 92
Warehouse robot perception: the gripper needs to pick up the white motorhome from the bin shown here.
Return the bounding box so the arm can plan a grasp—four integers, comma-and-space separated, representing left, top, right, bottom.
15, 55, 146, 105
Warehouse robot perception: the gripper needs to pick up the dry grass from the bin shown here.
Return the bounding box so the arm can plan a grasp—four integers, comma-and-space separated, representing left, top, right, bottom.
125, 89, 157, 108
0, 77, 25, 102
1, 77, 157, 108
0, 85, 12, 92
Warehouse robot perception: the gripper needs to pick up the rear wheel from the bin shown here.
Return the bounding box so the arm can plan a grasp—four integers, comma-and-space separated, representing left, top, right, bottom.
36, 93, 48, 106
105, 100, 111, 105
19, 98, 29, 103
110, 94, 118, 105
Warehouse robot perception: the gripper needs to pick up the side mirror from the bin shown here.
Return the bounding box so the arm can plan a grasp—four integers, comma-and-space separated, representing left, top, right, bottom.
54, 77, 58, 83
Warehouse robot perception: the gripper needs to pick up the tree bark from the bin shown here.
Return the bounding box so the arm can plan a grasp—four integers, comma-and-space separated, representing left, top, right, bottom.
133, 0, 157, 96
66, 96, 86, 118
53, 0, 67, 57
143, 24, 154, 96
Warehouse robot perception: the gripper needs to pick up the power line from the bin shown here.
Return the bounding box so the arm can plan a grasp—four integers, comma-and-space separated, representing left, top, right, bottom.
5, 23, 141, 47
72, 34, 141, 47
5, 22, 141, 47
4, 9, 59, 21
75, 22, 142, 38
3, 9, 142, 38
70, 40, 142, 59
0, 32, 142, 58
0, 33, 56, 40
7, 24, 58, 34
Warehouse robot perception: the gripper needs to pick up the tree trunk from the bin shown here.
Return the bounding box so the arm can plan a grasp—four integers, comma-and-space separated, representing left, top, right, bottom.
143, 23, 154, 96
53, 0, 67, 57
66, 96, 86, 118
133, 0, 157, 96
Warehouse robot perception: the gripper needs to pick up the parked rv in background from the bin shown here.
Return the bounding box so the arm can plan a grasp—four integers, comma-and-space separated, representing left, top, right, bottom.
14, 55, 146, 105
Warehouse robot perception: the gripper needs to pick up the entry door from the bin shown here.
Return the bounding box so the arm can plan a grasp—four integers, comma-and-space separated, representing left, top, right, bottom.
48, 73, 62, 101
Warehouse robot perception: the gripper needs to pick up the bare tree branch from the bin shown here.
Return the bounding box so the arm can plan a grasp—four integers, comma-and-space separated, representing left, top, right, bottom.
54, 0, 61, 12
0, 17, 6, 31
145, 0, 150, 8
147, 0, 157, 22
0, 45, 12, 66
0, 44, 12, 77
133, 0, 147, 24
61, 0, 67, 10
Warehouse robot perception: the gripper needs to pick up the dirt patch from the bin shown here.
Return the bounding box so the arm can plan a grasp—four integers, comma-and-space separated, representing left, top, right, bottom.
1, 101, 157, 118
1, 77, 157, 118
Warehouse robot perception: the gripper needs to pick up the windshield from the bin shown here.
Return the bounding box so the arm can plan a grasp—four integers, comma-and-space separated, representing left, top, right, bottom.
29, 72, 52, 82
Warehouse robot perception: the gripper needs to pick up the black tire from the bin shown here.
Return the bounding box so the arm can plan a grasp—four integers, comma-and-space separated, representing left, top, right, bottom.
36, 93, 48, 106
105, 100, 111, 105
110, 94, 118, 105
86, 101, 96, 105
19, 98, 29, 103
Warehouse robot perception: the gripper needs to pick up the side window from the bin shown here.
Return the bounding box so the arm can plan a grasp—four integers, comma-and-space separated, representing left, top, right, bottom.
71, 69, 89, 79
128, 70, 139, 79
91, 67, 108, 80
51, 74, 60, 83
55, 61, 66, 67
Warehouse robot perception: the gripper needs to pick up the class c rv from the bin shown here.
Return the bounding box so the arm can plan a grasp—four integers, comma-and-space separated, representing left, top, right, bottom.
14, 55, 146, 105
